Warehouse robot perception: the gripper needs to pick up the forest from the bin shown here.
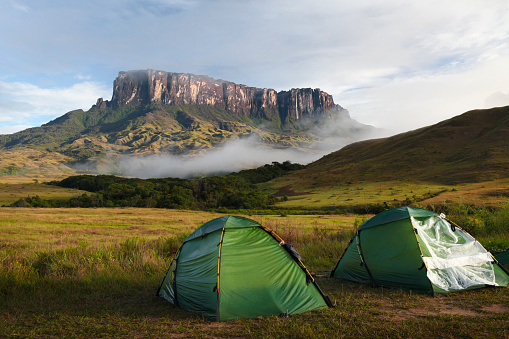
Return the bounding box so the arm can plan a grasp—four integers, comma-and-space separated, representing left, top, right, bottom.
9, 161, 304, 210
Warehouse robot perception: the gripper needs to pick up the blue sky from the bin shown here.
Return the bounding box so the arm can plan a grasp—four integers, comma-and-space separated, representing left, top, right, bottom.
1, 0, 509, 135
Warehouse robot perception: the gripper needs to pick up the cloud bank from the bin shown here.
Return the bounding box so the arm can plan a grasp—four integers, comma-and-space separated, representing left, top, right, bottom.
103, 138, 318, 179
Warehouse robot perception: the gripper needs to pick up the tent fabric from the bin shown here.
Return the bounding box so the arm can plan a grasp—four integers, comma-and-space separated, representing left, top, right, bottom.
496, 249, 509, 265
332, 206, 509, 294
157, 216, 331, 321
183, 215, 260, 243
412, 215, 508, 293
358, 206, 435, 231
219, 226, 327, 320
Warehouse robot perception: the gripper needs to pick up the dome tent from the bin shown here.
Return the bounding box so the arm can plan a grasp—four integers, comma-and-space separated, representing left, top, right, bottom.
331, 207, 509, 294
157, 216, 332, 321
495, 249, 509, 265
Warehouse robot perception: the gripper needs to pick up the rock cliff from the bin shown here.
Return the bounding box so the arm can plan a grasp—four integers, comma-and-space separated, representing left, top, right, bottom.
97, 69, 343, 122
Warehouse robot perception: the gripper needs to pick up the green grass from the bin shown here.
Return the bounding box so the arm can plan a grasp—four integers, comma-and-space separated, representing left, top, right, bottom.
0, 182, 89, 206
269, 178, 509, 212
272, 180, 451, 210
1, 208, 509, 337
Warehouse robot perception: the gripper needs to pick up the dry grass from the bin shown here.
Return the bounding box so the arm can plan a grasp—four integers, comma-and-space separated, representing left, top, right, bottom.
0, 207, 224, 250
420, 178, 509, 207
0, 182, 91, 206
0, 148, 76, 178
0, 208, 508, 338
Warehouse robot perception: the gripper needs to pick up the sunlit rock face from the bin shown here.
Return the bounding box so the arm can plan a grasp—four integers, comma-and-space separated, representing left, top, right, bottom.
106, 69, 343, 122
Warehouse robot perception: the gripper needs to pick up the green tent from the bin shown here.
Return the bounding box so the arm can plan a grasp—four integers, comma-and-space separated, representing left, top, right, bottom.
495, 249, 509, 266
157, 216, 331, 321
331, 207, 509, 294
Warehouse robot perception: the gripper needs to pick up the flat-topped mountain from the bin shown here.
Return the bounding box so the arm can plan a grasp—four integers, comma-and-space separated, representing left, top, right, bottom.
103, 70, 339, 122
0, 70, 376, 177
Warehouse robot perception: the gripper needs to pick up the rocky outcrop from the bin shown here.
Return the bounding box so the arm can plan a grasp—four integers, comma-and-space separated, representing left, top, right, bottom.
99, 69, 344, 123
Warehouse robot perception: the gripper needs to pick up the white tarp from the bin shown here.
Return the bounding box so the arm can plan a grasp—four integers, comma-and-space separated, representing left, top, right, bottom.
411, 215, 497, 292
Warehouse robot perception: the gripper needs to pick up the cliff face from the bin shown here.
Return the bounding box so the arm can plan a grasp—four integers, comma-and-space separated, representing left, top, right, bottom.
101, 69, 342, 122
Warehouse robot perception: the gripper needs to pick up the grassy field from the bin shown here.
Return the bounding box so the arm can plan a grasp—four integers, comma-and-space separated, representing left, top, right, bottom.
268, 178, 509, 210
1, 207, 508, 338
3, 175, 509, 212
0, 182, 91, 207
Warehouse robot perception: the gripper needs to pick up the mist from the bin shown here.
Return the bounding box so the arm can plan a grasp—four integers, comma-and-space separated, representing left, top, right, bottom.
100, 138, 321, 179
93, 111, 389, 179
307, 108, 389, 153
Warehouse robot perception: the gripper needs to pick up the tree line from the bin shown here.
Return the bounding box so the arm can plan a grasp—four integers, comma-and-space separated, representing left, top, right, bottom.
10, 161, 305, 210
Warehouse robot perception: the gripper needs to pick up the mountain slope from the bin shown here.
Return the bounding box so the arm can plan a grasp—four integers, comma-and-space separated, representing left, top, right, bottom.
0, 70, 376, 177
272, 105, 509, 188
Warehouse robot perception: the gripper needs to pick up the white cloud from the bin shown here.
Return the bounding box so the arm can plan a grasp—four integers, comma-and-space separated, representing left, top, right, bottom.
0, 80, 111, 132
485, 91, 509, 108
0, 124, 33, 135
110, 139, 317, 179
341, 55, 509, 133
9, 1, 30, 12
74, 74, 92, 81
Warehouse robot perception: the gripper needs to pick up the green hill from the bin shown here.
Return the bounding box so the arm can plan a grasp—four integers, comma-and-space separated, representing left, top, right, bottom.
0, 104, 327, 177
263, 106, 509, 211
275, 105, 509, 188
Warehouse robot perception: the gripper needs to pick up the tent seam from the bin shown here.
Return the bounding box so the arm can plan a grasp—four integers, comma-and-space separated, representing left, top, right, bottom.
330, 235, 355, 277
356, 230, 377, 287
216, 226, 226, 322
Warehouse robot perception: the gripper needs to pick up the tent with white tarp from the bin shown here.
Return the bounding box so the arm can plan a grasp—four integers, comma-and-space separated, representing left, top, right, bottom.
495, 249, 509, 266
331, 207, 509, 294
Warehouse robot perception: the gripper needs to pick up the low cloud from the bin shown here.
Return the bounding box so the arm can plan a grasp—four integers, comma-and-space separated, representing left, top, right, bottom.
485, 91, 509, 108
307, 108, 389, 153
91, 110, 385, 179
0, 80, 111, 132
99, 137, 320, 179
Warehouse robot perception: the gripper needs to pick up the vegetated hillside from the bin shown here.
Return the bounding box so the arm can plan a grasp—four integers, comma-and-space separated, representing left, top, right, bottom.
0, 104, 281, 160
273, 105, 509, 188
9, 161, 303, 210
0, 70, 375, 177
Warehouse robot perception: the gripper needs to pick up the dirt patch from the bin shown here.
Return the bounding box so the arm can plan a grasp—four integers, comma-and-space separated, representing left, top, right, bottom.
437, 305, 479, 317
481, 304, 508, 313
141, 229, 168, 236
376, 298, 506, 321
484, 188, 509, 198
125, 226, 168, 236
274, 185, 313, 197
